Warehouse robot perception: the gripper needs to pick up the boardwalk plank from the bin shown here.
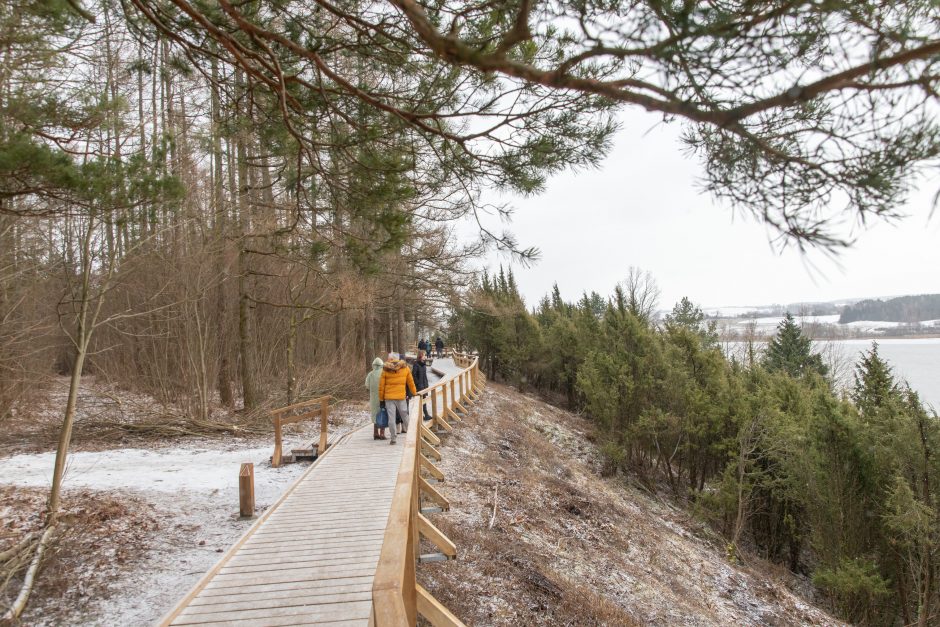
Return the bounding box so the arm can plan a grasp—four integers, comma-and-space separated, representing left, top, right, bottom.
191, 581, 372, 605
182, 591, 372, 615
172, 599, 372, 625
197, 576, 374, 599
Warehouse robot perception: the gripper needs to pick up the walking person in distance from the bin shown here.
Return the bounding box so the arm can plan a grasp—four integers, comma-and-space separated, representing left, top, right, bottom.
411, 350, 433, 421
365, 357, 387, 440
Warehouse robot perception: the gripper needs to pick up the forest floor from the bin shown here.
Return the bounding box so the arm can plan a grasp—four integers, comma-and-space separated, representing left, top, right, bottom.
0, 371, 843, 625
0, 375, 371, 626
418, 382, 844, 626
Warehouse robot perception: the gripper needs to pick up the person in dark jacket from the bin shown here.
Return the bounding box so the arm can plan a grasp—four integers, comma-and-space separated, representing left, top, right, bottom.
411, 350, 432, 421
434, 336, 444, 358
418, 338, 428, 354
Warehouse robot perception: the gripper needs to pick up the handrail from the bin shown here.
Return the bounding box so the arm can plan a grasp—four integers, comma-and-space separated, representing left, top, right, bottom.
268, 395, 331, 468
371, 353, 486, 626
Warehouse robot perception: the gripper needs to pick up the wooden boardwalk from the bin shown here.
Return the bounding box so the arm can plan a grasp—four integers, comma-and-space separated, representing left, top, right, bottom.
160, 356, 482, 627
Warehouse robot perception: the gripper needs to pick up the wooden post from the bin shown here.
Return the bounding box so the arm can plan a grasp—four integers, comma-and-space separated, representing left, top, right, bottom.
318, 400, 329, 456
272, 416, 282, 468
239, 463, 255, 518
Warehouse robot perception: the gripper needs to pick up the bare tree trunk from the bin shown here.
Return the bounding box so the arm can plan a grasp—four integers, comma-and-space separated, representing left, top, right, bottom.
235, 70, 259, 410
394, 299, 404, 357
211, 56, 233, 408
363, 305, 374, 368
385, 305, 392, 354
286, 309, 297, 404
48, 212, 116, 518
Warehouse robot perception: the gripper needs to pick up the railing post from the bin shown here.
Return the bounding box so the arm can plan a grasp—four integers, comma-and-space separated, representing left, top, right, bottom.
441, 383, 448, 425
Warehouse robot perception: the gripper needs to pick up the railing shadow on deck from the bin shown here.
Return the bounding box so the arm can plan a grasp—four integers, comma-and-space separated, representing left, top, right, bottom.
371, 352, 486, 627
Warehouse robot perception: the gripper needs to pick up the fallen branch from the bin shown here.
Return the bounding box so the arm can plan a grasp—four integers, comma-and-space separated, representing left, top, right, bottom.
75, 417, 267, 441
0, 532, 37, 564
1, 524, 55, 622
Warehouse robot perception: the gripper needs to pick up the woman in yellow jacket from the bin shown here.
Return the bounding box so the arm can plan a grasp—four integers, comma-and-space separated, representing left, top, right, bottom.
379, 352, 417, 445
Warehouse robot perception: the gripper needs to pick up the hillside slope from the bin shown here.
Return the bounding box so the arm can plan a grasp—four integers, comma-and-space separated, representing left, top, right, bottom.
419, 383, 842, 626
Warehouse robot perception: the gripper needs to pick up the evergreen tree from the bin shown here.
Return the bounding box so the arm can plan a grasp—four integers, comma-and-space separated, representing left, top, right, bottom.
851, 342, 899, 417
763, 314, 828, 379
664, 296, 719, 348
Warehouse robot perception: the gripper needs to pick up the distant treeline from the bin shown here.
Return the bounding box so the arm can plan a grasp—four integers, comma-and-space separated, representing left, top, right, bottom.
839, 294, 940, 323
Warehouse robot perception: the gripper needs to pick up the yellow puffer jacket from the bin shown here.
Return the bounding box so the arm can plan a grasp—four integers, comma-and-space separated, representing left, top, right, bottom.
379, 359, 417, 401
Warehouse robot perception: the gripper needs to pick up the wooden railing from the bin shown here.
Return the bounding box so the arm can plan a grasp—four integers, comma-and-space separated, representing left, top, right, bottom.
371, 353, 486, 626
269, 396, 331, 468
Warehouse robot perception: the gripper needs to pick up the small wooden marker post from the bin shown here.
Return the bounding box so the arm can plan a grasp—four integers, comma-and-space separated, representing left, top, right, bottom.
318, 401, 329, 456
239, 463, 255, 518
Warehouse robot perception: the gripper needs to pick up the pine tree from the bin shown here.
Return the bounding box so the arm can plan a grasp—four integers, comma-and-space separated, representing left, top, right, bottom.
763, 313, 828, 379
664, 296, 719, 347
851, 342, 898, 416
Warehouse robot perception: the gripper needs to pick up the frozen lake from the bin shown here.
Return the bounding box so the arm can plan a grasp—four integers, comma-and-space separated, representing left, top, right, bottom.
832, 339, 940, 410
725, 338, 940, 410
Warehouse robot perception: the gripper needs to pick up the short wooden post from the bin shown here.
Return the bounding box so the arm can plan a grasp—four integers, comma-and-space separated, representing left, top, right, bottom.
272, 416, 283, 468
239, 463, 255, 518
318, 401, 329, 456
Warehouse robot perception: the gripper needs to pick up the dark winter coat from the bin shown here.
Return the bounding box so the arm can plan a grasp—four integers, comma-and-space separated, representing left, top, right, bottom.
435, 338, 444, 350
411, 359, 430, 392
418, 339, 428, 353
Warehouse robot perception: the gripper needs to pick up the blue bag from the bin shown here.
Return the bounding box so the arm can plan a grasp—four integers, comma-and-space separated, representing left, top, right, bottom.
376, 407, 389, 429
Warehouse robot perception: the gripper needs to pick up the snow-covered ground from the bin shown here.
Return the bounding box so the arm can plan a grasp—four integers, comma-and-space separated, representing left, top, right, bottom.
0, 445, 308, 496
714, 313, 940, 337
0, 409, 373, 624
0, 360, 462, 624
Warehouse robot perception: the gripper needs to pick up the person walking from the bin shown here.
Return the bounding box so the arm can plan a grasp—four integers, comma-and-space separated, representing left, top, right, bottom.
418, 338, 428, 354
379, 352, 417, 445
411, 350, 432, 421
365, 357, 386, 440
435, 336, 444, 358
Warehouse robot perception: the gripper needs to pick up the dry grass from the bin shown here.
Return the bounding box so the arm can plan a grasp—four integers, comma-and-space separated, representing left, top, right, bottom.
0, 367, 365, 456
0, 486, 156, 625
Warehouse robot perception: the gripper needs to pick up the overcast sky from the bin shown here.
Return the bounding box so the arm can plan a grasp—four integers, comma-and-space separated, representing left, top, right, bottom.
477, 109, 940, 312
